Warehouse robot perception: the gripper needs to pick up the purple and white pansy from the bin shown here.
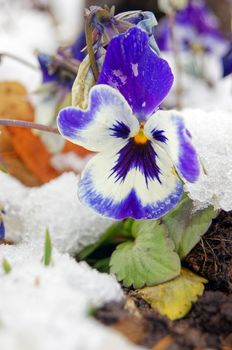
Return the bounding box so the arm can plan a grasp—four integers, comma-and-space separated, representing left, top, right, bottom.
57, 27, 200, 220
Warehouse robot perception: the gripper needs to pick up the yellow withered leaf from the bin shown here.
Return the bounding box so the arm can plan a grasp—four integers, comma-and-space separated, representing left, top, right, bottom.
138, 268, 207, 320
72, 50, 105, 109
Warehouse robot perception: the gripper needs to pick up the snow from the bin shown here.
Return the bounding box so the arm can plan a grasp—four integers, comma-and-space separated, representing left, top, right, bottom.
0, 172, 113, 254
183, 109, 232, 211
163, 53, 232, 112
51, 152, 92, 173
0, 243, 142, 350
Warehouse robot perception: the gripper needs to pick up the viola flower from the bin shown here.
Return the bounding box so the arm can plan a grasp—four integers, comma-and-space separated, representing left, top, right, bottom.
156, 0, 227, 54
35, 39, 81, 148
57, 27, 200, 220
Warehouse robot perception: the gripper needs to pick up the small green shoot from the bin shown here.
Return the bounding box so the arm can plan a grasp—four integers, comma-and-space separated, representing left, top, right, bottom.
2, 258, 11, 274
42, 229, 52, 266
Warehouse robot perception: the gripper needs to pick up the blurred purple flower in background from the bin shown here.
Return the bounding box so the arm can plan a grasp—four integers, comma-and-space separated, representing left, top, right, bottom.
222, 44, 232, 77
156, 0, 228, 54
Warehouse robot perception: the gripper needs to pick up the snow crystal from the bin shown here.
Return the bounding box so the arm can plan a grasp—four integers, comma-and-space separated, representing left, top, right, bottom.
182, 109, 232, 211
0, 244, 140, 350
0, 172, 113, 254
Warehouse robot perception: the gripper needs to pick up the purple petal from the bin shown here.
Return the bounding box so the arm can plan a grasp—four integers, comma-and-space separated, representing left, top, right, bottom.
79, 141, 183, 220
145, 111, 200, 183
57, 85, 139, 152
111, 139, 162, 186
71, 31, 86, 61
38, 54, 59, 84
0, 221, 5, 240
222, 45, 232, 78
97, 27, 174, 121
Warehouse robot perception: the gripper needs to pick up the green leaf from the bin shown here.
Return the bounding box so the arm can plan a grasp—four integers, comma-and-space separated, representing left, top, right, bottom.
110, 221, 181, 289
93, 258, 110, 273
162, 196, 217, 259
78, 220, 134, 261
138, 268, 207, 320
78, 223, 122, 260
2, 258, 11, 274
42, 229, 52, 266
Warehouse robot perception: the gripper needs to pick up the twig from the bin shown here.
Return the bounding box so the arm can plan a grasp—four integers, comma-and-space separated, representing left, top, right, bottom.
0, 119, 59, 134
0, 52, 39, 71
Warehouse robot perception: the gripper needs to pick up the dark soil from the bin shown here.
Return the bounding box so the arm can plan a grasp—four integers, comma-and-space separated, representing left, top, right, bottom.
186, 210, 232, 294
95, 211, 232, 350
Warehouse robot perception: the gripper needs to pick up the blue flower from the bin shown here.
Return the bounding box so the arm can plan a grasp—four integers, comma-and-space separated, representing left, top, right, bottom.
222, 44, 232, 77
0, 220, 5, 240
57, 27, 200, 220
156, 0, 227, 53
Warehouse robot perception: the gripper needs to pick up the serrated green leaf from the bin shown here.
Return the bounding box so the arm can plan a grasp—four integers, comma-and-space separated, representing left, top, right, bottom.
110, 222, 181, 289
138, 268, 207, 320
42, 229, 52, 266
162, 196, 217, 259
2, 258, 11, 274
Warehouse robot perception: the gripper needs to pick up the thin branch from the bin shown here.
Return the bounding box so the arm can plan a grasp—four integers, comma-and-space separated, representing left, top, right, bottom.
0, 52, 39, 71
0, 119, 59, 134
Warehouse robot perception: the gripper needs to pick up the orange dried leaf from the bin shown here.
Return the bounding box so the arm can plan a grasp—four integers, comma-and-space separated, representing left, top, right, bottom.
6, 127, 59, 183
0, 81, 34, 121
0, 81, 59, 185
62, 141, 92, 158
1, 151, 42, 187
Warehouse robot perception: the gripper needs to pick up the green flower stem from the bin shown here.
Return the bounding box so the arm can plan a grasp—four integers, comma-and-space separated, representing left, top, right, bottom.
0, 119, 59, 134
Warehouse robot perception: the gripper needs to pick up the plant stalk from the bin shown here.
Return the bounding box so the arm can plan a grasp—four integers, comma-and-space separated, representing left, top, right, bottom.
0, 119, 59, 134
0, 52, 39, 71
85, 13, 99, 81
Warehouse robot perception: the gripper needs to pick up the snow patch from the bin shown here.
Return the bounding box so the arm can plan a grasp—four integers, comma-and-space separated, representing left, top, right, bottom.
51, 152, 92, 173
0, 172, 113, 254
182, 109, 232, 210
0, 244, 140, 350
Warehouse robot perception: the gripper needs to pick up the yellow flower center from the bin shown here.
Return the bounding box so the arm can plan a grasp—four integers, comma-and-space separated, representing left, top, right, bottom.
134, 127, 148, 144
